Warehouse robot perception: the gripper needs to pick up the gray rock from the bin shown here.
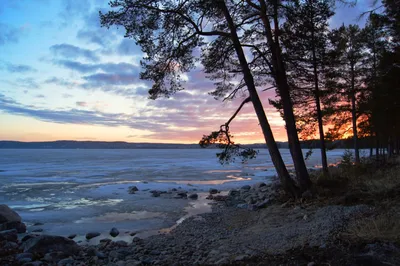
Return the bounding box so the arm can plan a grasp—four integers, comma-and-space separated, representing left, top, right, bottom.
115, 240, 128, 246
252, 182, 267, 189
0, 204, 26, 233
241, 185, 251, 190
173, 192, 187, 199
44, 251, 68, 262
100, 238, 112, 243
67, 234, 76, 239
19, 258, 33, 264
22, 235, 80, 256
236, 203, 248, 209
33, 222, 44, 226
209, 188, 218, 194
32, 228, 43, 233
86, 232, 101, 240
128, 186, 139, 194
57, 258, 75, 266
22, 262, 43, 266
0, 229, 18, 242
256, 199, 270, 209
188, 193, 198, 199
110, 227, 119, 237
0, 204, 21, 223
16, 253, 33, 261
3, 241, 19, 249
228, 190, 240, 197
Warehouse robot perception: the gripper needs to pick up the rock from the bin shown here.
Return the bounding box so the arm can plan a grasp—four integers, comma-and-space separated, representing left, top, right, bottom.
86, 232, 101, 240
256, 199, 270, 209
44, 251, 68, 262
129, 232, 137, 236
115, 240, 128, 247
132, 237, 142, 243
241, 185, 251, 190
206, 195, 214, 200
32, 228, 43, 232
21, 234, 38, 242
3, 241, 19, 249
22, 235, 80, 256
236, 203, 248, 209
23, 261, 43, 266
33, 222, 44, 226
228, 189, 240, 197
0, 229, 18, 242
212, 195, 228, 201
173, 192, 187, 199
57, 258, 75, 266
16, 253, 33, 261
302, 190, 313, 200
245, 196, 256, 204
19, 258, 33, 264
0, 204, 21, 223
252, 182, 267, 189
100, 238, 112, 243
234, 255, 248, 261
110, 227, 119, 237
128, 186, 139, 194
248, 204, 258, 211
0, 204, 26, 233
188, 193, 198, 199
67, 234, 76, 239
151, 191, 161, 197
307, 262, 316, 266
209, 188, 218, 194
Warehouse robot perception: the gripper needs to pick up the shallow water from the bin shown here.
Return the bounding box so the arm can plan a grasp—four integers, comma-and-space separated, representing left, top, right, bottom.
0, 148, 346, 242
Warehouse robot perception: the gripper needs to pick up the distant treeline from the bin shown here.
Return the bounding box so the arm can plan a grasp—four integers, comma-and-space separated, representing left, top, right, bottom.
0, 139, 372, 150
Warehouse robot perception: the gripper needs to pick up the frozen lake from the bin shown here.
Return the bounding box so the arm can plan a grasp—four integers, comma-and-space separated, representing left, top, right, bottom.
0, 148, 346, 243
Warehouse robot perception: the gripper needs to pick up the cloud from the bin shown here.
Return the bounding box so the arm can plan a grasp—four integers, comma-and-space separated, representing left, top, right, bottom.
50, 44, 99, 62
77, 30, 107, 46
83, 73, 140, 86
44, 77, 76, 87
76, 101, 87, 107
36, 94, 45, 98
117, 39, 141, 56
55, 60, 139, 74
1, 61, 37, 73
0, 23, 24, 46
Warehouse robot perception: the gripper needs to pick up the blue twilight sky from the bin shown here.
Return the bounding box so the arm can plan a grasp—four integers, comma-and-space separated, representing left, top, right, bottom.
0, 0, 375, 143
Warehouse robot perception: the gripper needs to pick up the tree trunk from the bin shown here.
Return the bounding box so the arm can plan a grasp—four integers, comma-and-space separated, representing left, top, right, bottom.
257, 0, 311, 192
219, 1, 298, 197
350, 63, 360, 164
311, 27, 329, 175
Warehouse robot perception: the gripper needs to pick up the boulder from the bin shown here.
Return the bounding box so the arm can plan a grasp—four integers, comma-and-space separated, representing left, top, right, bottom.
0, 205, 26, 233
110, 227, 119, 237
252, 182, 267, 190
86, 232, 101, 240
209, 188, 218, 194
0, 205, 21, 224
21, 235, 80, 256
128, 186, 139, 194
67, 234, 76, 239
0, 229, 18, 242
241, 185, 251, 190
174, 192, 187, 199
228, 189, 240, 197
188, 193, 198, 199
255, 199, 270, 209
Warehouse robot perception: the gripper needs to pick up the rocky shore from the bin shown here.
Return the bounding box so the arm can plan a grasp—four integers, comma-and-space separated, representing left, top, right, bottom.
1, 180, 399, 266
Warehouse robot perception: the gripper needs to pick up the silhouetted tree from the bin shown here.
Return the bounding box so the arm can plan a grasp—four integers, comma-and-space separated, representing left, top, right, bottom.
100, 0, 300, 196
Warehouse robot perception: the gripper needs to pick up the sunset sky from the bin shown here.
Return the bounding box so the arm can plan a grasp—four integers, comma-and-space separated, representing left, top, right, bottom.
0, 0, 372, 144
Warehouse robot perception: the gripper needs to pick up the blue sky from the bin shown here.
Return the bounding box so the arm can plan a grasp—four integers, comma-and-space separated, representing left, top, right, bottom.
0, 0, 374, 143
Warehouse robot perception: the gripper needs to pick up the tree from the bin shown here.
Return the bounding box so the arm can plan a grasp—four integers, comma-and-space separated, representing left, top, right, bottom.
328, 24, 366, 164
244, 0, 312, 191
100, 0, 300, 196
277, 0, 335, 174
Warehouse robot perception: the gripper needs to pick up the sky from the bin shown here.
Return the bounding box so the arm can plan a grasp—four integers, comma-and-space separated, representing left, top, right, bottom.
0, 0, 374, 144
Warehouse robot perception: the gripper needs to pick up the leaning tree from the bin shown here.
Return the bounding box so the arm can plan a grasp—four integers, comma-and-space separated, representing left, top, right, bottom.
100, 0, 305, 195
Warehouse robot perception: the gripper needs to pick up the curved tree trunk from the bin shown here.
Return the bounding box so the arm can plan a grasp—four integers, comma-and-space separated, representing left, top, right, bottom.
219, 1, 298, 197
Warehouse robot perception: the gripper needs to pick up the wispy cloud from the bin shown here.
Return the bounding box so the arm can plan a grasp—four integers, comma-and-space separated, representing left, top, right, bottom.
1, 61, 37, 73
50, 44, 100, 62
